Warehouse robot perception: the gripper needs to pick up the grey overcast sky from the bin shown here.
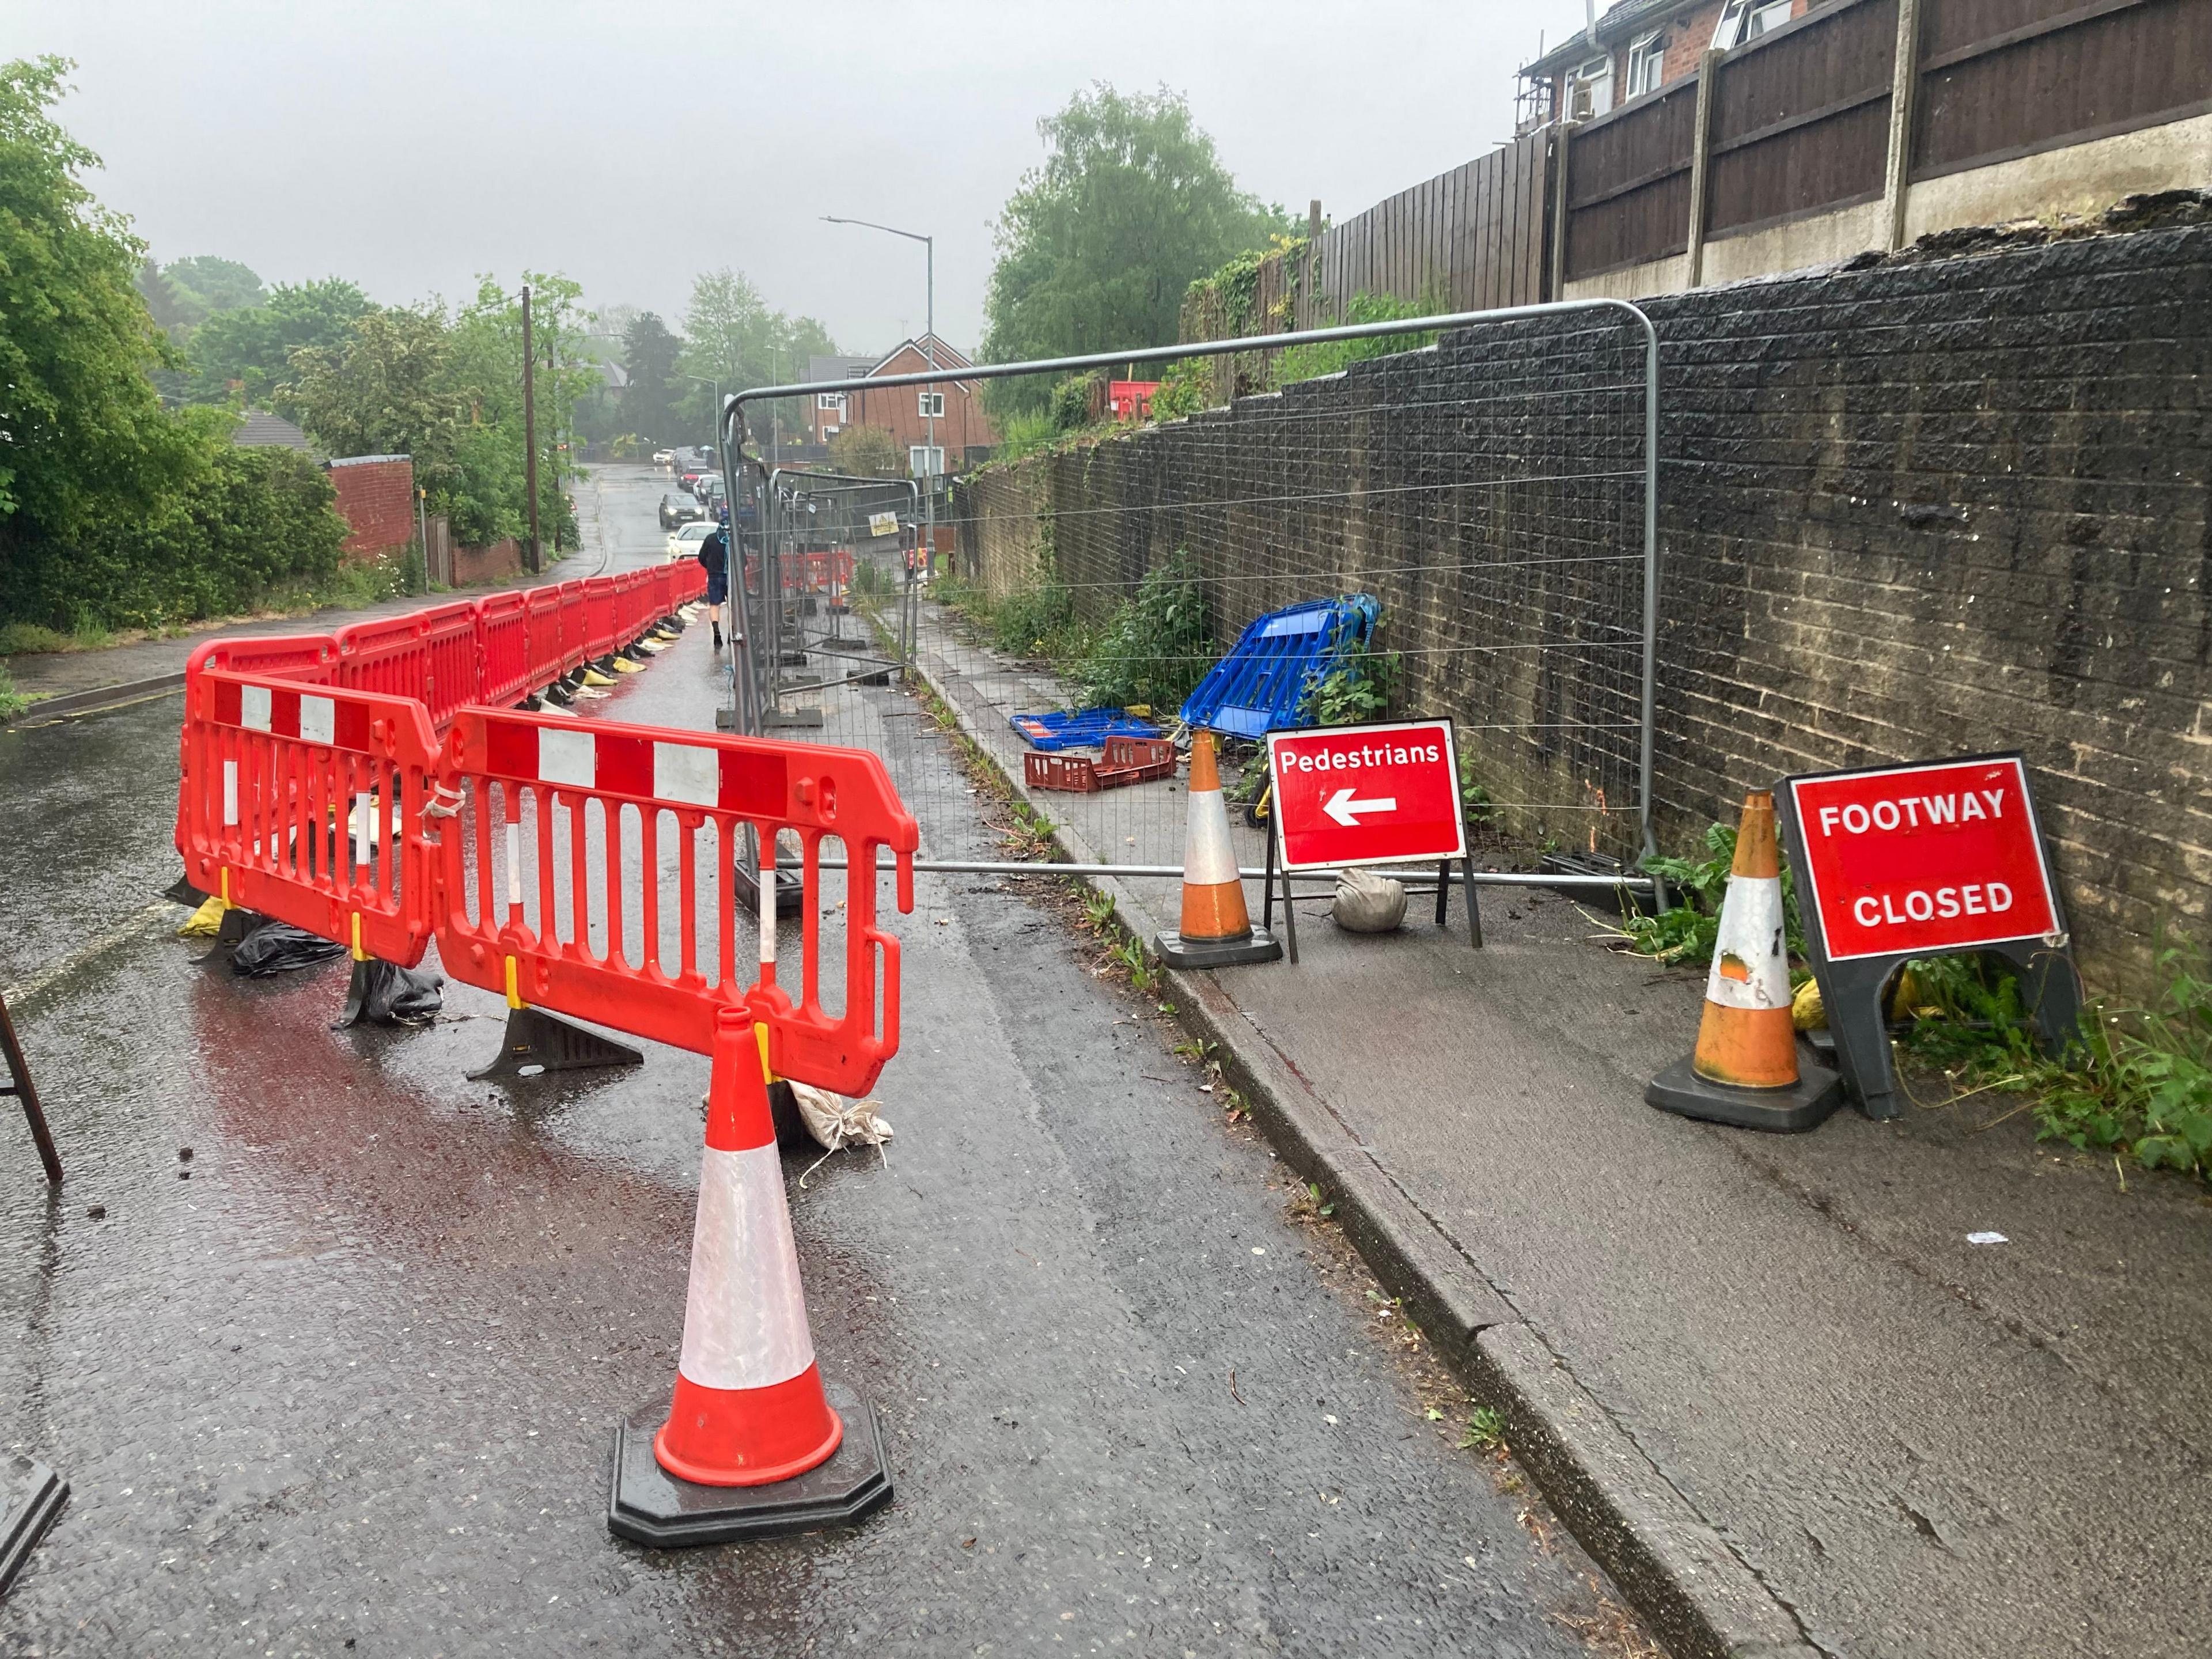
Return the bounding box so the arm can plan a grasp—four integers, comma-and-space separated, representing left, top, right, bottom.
5, 1, 1596, 359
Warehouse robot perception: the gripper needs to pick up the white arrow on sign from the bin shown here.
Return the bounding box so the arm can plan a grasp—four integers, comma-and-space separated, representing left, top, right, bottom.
1322, 787, 1397, 827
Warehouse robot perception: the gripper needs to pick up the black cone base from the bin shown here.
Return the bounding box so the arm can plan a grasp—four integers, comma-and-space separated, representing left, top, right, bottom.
1154, 926, 1283, 969
215, 907, 267, 946
468, 1006, 643, 1080
164, 873, 210, 907
607, 1378, 891, 1547
1646, 1054, 1843, 1133
0, 1460, 67, 1599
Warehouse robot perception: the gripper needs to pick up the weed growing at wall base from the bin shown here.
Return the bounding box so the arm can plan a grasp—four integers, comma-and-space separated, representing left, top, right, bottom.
1907, 945, 2212, 1183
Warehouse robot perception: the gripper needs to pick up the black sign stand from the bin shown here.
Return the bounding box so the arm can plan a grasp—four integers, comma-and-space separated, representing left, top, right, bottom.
1776, 761, 2084, 1122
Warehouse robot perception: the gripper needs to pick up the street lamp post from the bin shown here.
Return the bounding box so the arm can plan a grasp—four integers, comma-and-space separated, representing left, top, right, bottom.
822, 215, 937, 573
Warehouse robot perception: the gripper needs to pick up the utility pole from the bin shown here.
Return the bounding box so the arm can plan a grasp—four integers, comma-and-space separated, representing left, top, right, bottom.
521, 283, 541, 575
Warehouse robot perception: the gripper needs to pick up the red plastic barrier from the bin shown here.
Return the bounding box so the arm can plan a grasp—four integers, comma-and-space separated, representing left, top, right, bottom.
650, 564, 673, 622
522, 585, 565, 692
478, 591, 532, 709
184, 633, 338, 687
420, 601, 480, 729
178, 671, 441, 966
433, 709, 918, 1094
582, 576, 619, 663
557, 581, 589, 676
612, 568, 647, 647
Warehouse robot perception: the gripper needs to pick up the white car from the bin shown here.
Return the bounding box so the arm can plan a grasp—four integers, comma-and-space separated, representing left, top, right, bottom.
652, 449, 675, 468
665, 519, 717, 562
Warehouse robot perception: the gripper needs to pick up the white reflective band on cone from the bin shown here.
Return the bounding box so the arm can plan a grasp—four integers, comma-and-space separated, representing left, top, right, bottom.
1183, 787, 1240, 887
677, 1143, 816, 1391
1705, 875, 1791, 1010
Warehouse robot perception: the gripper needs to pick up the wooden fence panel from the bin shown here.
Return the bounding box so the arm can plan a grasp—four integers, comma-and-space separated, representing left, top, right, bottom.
1272, 130, 1552, 332
1563, 77, 1699, 280
1915, 0, 2212, 179
1707, 0, 1896, 240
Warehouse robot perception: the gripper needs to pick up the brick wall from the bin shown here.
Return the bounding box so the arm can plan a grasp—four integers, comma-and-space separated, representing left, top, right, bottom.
453, 539, 523, 586
326, 456, 416, 562
955, 223, 2212, 997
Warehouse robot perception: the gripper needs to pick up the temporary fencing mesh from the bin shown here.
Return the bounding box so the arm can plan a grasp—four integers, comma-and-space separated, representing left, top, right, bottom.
724, 306, 1653, 884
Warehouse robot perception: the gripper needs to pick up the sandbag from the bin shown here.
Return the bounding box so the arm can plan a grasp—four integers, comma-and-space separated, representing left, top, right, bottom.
337, 958, 445, 1027
177, 896, 226, 938
229, 921, 346, 978
1332, 868, 1407, 933
790, 1082, 893, 1185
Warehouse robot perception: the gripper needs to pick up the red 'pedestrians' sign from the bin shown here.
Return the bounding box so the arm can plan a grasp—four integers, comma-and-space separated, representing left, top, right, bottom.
1266, 718, 1467, 870
1786, 754, 2061, 962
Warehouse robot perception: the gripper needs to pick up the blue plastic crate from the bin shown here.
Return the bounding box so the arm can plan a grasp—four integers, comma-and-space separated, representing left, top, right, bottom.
1178, 595, 1380, 738
1009, 708, 1164, 752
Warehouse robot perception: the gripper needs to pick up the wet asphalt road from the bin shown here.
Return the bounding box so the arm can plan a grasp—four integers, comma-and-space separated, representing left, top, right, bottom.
0, 467, 1638, 1656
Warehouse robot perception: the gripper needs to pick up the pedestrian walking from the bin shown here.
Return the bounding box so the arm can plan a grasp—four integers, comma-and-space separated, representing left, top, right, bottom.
698, 506, 730, 652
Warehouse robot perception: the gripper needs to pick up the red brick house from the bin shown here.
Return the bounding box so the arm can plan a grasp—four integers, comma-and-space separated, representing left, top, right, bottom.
324, 454, 416, 563
1520, 0, 1823, 126
809, 335, 999, 476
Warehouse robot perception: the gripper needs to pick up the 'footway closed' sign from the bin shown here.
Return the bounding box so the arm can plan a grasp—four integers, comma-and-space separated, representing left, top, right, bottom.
1267, 718, 1466, 869
1787, 754, 2061, 961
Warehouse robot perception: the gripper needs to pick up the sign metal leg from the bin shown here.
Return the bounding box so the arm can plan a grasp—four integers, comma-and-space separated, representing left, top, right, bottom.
1463, 858, 1483, 949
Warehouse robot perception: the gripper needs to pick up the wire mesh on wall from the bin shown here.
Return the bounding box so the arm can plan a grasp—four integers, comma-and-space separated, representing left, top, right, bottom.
718, 304, 1656, 888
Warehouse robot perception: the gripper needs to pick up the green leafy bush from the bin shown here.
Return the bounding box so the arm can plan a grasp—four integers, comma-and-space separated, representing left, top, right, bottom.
992, 580, 1085, 661
1074, 550, 1213, 711
1622, 821, 1806, 968
1908, 945, 2212, 1181
1299, 641, 1399, 726
1273, 290, 1440, 385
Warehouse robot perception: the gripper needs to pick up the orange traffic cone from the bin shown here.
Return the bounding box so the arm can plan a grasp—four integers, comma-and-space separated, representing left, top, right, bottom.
607, 1007, 891, 1546
1647, 790, 1841, 1132
1156, 730, 1282, 969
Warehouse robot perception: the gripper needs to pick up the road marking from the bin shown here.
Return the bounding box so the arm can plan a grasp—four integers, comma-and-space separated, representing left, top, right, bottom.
1321, 788, 1397, 827
2, 899, 184, 1013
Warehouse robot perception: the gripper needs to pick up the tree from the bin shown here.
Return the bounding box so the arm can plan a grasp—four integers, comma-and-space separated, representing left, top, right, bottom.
164, 256, 264, 321
0, 57, 347, 632
980, 84, 1292, 414
679, 267, 839, 452
0, 56, 181, 546
620, 310, 683, 446
282, 305, 463, 475
829, 425, 903, 479
187, 276, 371, 407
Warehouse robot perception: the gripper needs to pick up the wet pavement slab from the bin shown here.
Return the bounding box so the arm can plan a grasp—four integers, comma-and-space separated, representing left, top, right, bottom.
0, 474, 1643, 1656
909, 597, 2212, 1659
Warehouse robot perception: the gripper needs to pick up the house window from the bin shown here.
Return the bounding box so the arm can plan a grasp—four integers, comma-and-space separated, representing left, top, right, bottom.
817, 392, 846, 412
916, 391, 945, 419
1624, 32, 1666, 97
908, 445, 945, 478
1567, 55, 1612, 119
1714, 0, 1792, 48
821, 425, 840, 440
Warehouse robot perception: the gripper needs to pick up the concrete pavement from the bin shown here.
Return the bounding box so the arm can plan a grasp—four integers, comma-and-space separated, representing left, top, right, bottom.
908, 596, 2212, 1659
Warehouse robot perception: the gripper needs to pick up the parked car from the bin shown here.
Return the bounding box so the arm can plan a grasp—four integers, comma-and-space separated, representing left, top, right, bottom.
658, 491, 704, 529
665, 519, 718, 562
